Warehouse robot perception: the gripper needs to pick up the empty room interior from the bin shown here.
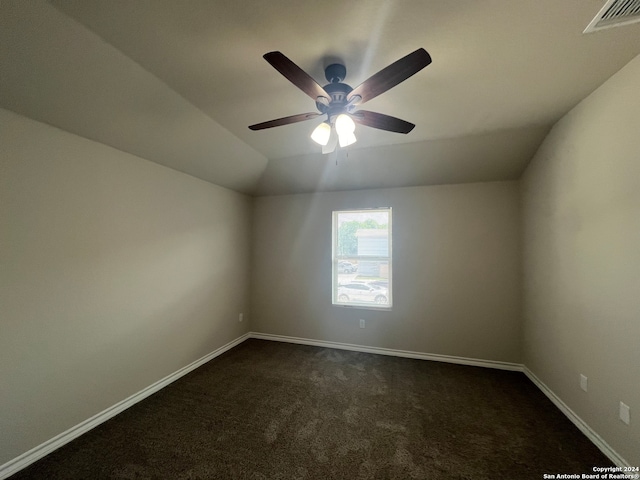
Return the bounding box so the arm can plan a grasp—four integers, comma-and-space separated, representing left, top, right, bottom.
1, 1, 639, 478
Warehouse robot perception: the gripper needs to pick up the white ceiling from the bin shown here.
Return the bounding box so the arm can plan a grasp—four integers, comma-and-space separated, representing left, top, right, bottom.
1, 0, 639, 195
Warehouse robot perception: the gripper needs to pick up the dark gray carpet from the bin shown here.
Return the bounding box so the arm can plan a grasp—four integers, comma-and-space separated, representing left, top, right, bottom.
10, 339, 612, 479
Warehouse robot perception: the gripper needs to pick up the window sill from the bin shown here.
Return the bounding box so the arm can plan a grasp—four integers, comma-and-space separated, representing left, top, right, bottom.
332, 303, 393, 311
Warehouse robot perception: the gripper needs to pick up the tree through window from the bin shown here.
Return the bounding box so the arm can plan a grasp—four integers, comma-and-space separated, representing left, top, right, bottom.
332, 208, 392, 308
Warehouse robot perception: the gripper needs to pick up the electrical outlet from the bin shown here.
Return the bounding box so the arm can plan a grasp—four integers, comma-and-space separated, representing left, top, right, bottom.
580, 374, 588, 392
619, 402, 630, 425
359, 319, 365, 328
239, 313, 243, 322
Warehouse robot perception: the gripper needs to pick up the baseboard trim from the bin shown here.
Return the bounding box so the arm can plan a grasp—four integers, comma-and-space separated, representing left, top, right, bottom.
249, 332, 523, 372
0, 332, 250, 480
523, 367, 630, 468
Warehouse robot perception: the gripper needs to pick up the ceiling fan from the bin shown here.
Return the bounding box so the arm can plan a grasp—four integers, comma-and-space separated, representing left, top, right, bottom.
248, 48, 432, 153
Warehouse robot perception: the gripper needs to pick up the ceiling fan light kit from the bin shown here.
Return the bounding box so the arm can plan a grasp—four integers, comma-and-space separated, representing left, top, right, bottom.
334, 113, 357, 147
249, 48, 432, 154
310, 121, 331, 146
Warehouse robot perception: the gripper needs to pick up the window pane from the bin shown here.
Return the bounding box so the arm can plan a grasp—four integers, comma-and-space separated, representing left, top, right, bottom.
333, 209, 392, 309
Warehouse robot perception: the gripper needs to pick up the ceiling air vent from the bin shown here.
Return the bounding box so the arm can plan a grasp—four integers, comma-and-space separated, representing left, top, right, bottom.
584, 0, 640, 32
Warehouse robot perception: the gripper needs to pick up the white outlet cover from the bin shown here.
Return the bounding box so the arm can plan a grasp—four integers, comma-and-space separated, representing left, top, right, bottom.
359, 319, 365, 328
580, 374, 588, 392
619, 402, 630, 425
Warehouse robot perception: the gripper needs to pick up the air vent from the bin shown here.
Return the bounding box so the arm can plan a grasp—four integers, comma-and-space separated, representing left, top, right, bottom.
584, 0, 640, 33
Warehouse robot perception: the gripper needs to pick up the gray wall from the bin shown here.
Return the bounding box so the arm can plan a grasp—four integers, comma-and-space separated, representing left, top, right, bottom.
251, 182, 522, 363
0, 109, 252, 465
521, 55, 640, 465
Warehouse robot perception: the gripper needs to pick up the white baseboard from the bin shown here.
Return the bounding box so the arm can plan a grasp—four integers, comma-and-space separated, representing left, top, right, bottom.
249, 332, 523, 371
0, 332, 250, 480
523, 367, 630, 468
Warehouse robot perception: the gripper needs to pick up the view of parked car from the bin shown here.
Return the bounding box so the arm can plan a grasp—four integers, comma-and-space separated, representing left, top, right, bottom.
338, 261, 358, 273
337, 282, 388, 304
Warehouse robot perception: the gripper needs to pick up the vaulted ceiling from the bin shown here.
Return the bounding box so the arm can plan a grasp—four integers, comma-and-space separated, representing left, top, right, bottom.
1, 1, 639, 195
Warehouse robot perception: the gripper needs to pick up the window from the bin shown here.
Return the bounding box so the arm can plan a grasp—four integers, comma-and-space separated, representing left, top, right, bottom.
332, 208, 392, 308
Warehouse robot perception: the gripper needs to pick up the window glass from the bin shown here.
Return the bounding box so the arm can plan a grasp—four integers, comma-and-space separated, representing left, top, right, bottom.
332, 208, 392, 308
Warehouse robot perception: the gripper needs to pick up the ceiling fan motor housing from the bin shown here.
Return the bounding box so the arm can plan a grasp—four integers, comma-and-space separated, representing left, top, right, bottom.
316, 66, 353, 117
316, 63, 353, 116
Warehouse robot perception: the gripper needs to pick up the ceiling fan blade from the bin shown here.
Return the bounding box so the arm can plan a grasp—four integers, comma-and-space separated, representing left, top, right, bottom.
351, 110, 415, 134
347, 48, 431, 105
248, 112, 320, 130
263, 51, 330, 102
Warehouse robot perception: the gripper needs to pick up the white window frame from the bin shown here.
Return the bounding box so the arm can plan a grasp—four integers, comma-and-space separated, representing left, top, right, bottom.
332, 208, 392, 310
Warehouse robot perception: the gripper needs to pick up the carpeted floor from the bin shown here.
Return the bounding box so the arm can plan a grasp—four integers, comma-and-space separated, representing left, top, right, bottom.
10, 339, 612, 479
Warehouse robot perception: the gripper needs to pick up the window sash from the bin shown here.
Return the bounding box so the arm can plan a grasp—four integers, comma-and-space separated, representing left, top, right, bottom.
332, 208, 392, 309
